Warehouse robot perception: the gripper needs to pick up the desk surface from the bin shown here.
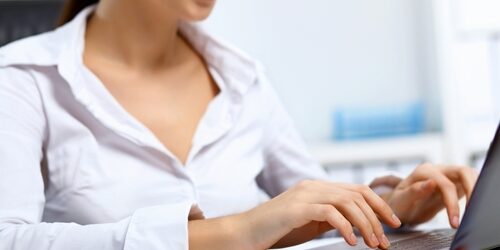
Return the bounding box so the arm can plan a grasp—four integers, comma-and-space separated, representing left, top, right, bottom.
277, 238, 345, 250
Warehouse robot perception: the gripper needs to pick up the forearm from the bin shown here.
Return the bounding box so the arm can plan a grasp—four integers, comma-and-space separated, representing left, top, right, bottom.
188, 206, 292, 250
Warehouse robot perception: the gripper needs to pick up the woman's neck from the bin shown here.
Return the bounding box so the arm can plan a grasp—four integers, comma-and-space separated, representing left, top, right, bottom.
85, 0, 184, 71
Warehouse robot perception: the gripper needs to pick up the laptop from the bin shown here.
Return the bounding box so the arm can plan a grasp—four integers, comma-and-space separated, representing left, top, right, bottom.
313, 122, 500, 250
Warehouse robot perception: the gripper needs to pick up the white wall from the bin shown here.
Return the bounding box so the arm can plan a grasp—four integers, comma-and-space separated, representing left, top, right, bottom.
201, 0, 433, 141
432, 0, 500, 164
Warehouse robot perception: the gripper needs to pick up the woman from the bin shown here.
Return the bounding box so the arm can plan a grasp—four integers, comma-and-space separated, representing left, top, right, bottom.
0, 0, 478, 249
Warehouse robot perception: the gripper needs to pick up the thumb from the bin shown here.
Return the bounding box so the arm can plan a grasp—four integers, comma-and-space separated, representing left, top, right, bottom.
370, 175, 403, 189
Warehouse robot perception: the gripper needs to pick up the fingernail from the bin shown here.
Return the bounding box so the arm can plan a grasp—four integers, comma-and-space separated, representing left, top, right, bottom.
350, 232, 357, 245
371, 233, 380, 246
452, 215, 459, 228
381, 234, 391, 248
392, 213, 402, 226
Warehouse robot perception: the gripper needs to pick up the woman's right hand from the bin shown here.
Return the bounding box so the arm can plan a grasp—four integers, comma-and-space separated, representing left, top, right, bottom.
237, 180, 403, 249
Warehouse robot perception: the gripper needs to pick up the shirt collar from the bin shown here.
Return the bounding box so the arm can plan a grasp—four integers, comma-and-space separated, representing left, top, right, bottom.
0, 5, 260, 97
178, 21, 260, 96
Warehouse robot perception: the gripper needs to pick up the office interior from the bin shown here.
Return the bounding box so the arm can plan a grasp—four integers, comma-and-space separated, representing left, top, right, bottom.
1, 0, 499, 231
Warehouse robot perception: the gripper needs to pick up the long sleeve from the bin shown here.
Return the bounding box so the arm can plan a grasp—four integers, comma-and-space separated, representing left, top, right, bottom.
257, 71, 328, 197
0, 66, 193, 250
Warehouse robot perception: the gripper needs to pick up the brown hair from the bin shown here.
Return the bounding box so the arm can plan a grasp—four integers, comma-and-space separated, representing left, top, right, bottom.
58, 0, 99, 26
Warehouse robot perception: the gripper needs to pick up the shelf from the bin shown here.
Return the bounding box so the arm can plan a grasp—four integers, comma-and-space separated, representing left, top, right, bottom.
308, 133, 444, 167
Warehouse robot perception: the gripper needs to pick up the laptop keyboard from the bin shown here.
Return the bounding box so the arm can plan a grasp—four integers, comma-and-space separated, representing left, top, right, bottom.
389, 229, 455, 250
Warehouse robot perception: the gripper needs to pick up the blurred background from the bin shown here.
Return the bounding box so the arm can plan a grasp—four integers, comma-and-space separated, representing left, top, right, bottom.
1, 0, 499, 228
200, 0, 500, 182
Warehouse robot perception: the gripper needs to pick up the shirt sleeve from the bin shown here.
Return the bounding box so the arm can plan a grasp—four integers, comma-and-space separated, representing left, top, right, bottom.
0, 66, 192, 250
256, 69, 329, 197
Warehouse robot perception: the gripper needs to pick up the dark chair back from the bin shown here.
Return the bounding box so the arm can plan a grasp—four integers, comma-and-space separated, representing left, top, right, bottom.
0, 1, 63, 47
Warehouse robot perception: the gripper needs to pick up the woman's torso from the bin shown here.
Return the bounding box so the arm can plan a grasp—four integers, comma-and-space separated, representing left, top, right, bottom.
0, 7, 275, 224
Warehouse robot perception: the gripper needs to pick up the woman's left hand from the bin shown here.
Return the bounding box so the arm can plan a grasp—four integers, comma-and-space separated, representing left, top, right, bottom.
372, 163, 479, 228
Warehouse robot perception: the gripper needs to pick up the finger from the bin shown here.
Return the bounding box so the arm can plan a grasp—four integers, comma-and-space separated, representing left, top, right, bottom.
412, 164, 461, 228
300, 182, 385, 247
353, 195, 391, 249
338, 199, 380, 248
308, 204, 357, 246
451, 168, 477, 202
339, 184, 402, 228
369, 175, 403, 189
432, 173, 461, 228
456, 184, 465, 199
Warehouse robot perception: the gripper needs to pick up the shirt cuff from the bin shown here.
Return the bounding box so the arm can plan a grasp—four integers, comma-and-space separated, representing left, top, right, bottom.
124, 201, 193, 250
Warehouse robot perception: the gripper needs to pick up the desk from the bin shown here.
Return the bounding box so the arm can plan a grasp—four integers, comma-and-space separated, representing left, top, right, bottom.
276, 238, 344, 250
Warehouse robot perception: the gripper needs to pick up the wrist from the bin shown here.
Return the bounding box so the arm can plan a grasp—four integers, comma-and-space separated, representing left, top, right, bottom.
188, 214, 254, 250
240, 204, 293, 250
222, 213, 255, 250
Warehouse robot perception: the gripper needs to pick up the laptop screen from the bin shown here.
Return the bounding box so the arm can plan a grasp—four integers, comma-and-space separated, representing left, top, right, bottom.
452, 123, 500, 250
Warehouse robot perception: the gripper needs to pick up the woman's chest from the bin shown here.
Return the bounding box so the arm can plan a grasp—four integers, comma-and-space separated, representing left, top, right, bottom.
86, 60, 220, 165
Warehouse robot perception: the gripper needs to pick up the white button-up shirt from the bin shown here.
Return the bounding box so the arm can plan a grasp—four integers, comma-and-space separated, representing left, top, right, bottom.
0, 5, 327, 250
